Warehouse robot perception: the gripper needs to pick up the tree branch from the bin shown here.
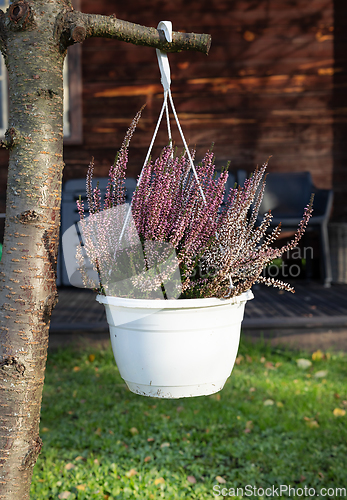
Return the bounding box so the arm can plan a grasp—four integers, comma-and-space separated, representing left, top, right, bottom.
62, 11, 211, 55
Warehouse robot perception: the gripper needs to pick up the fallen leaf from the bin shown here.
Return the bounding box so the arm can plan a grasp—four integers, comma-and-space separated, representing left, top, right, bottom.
263, 399, 274, 406
333, 408, 346, 417
95, 428, 102, 435
75, 456, 85, 461
216, 476, 227, 484
147, 437, 155, 442
76, 485, 86, 491
129, 427, 139, 435
334, 393, 340, 399
275, 362, 282, 368
312, 350, 324, 361
306, 420, 319, 428
144, 456, 151, 463
249, 387, 256, 393
276, 401, 284, 408
65, 463, 75, 471
297, 359, 312, 369
73, 366, 80, 372
176, 406, 184, 413
160, 442, 170, 448
210, 393, 221, 401
260, 356, 266, 363
88, 354, 96, 362
94, 459, 99, 465
187, 475, 196, 484
265, 361, 275, 370
342, 401, 347, 407
314, 370, 328, 378
108, 430, 114, 435
235, 355, 244, 365
245, 420, 253, 431
246, 355, 252, 363
42, 427, 49, 433
58, 492, 72, 499
154, 477, 165, 485
125, 468, 137, 478
38, 479, 44, 483
318, 472, 325, 479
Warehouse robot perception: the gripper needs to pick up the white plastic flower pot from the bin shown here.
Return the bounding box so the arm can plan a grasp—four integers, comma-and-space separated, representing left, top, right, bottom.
96, 290, 253, 399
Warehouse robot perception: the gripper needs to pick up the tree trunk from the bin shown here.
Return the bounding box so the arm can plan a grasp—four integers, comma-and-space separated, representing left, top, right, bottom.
0, 1, 210, 498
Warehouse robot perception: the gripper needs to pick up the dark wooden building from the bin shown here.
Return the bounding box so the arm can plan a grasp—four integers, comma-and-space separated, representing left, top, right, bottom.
0, 0, 346, 247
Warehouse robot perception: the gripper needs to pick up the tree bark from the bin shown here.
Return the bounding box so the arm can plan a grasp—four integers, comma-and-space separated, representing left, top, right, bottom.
0, 1, 210, 498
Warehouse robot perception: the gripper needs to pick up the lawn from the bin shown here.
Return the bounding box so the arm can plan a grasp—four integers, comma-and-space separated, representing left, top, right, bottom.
31, 338, 347, 499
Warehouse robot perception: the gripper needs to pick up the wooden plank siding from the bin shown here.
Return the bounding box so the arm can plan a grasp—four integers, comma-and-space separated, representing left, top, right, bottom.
65, 0, 339, 207
1, 0, 346, 231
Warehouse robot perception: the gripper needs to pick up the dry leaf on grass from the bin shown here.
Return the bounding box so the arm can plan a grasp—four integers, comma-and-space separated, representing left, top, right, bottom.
244, 420, 253, 433
64, 463, 75, 471
216, 476, 227, 484
312, 350, 324, 361
187, 475, 197, 484
58, 493, 71, 500
296, 359, 312, 369
125, 468, 137, 478
154, 477, 165, 485
333, 408, 346, 417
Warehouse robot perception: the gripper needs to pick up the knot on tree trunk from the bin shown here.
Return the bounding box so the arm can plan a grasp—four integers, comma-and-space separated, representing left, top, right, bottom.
8, 0, 33, 30
20, 436, 43, 470
0, 356, 25, 377
17, 210, 41, 223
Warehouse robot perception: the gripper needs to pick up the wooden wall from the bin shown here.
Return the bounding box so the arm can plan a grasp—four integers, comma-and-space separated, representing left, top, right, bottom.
1, 0, 346, 228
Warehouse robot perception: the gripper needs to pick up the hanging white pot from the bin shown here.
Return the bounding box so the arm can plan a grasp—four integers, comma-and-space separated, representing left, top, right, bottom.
96, 290, 253, 398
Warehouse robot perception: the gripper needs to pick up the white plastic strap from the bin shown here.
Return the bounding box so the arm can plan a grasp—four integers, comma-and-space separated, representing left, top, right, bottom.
156, 21, 172, 92
118, 21, 234, 293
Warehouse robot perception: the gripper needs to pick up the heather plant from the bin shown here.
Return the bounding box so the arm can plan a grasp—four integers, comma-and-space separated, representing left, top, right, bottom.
76, 111, 313, 299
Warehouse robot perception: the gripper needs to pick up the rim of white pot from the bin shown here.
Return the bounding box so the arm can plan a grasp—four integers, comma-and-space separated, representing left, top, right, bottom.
96, 289, 253, 309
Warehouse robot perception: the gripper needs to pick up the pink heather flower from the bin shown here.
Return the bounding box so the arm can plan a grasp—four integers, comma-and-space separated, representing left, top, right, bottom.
77, 112, 314, 298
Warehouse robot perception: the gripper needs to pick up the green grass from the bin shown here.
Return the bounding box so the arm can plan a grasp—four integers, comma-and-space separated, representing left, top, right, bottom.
31, 339, 347, 499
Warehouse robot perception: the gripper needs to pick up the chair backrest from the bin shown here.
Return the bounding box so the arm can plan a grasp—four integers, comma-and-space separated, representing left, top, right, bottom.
59, 177, 137, 286
260, 171, 312, 218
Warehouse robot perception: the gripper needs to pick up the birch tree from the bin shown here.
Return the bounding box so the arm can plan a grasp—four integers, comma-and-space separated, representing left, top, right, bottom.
0, 1, 210, 497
